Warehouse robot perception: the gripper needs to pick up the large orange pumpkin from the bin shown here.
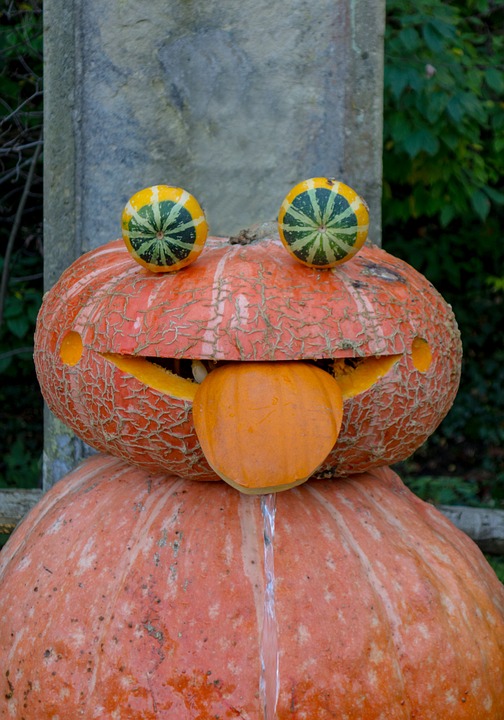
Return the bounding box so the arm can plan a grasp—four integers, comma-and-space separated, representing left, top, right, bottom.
34, 235, 461, 493
1, 454, 503, 719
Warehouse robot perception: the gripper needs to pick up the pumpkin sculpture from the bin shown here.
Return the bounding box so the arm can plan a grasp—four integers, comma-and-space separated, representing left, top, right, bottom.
1, 180, 503, 719
1, 454, 504, 719
34, 224, 461, 493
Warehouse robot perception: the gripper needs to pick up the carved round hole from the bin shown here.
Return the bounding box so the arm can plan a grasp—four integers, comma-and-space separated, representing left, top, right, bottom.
60, 331, 83, 366
411, 337, 432, 373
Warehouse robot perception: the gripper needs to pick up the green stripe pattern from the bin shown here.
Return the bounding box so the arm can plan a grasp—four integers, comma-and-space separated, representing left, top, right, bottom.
124, 199, 199, 267
280, 187, 363, 266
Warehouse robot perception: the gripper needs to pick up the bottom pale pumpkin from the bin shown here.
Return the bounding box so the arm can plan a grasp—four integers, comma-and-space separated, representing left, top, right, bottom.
0, 455, 503, 719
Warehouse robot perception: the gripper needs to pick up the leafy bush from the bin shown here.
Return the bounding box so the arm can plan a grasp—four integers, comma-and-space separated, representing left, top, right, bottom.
384, 0, 504, 503
0, 1, 43, 488
384, 0, 504, 226
488, 556, 504, 584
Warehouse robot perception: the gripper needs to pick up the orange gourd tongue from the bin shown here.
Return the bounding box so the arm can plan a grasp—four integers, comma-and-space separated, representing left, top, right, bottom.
192, 362, 343, 494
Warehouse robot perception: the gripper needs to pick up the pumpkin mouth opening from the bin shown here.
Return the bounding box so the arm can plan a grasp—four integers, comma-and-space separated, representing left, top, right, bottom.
94, 343, 429, 494
99, 352, 408, 401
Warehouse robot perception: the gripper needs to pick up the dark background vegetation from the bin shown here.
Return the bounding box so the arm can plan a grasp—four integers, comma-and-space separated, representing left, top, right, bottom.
384, 0, 504, 502
0, 0, 43, 491
0, 1, 502, 568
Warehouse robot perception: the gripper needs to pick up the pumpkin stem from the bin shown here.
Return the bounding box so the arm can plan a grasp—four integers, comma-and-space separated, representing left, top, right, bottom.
229, 221, 278, 245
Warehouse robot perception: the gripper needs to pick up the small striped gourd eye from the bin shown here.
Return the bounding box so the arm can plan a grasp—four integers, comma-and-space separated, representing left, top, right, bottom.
121, 185, 208, 273
278, 178, 370, 268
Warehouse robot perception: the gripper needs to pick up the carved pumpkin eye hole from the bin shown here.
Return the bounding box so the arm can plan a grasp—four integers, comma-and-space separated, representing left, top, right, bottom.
121, 184, 208, 273
411, 337, 433, 373
60, 331, 83, 366
278, 177, 370, 269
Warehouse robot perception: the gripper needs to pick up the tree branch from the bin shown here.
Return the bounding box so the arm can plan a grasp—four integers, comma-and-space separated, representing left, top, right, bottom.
437, 504, 504, 556
0, 132, 42, 328
0, 346, 33, 362
0, 90, 43, 126
0, 158, 32, 186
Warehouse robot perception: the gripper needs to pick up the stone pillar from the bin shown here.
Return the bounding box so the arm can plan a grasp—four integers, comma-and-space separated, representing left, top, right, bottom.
43, 0, 386, 488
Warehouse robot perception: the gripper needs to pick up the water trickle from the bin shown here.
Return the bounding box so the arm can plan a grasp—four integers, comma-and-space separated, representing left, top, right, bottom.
259, 493, 279, 720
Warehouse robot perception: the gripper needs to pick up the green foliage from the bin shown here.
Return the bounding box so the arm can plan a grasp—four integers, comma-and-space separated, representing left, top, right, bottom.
487, 556, 504, 585
387, 218, 504, 497
0, 1, 43, 489
0, 250, 42, 489
402, 474, 483, 507
384, 0, 504, 226
384, 0, 504, 503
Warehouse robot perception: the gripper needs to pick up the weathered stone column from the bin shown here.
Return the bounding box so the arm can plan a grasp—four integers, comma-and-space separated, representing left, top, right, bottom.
43, 0, 386, 488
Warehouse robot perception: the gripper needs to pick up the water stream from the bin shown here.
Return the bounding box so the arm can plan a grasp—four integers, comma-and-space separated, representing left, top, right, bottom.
259, 493, 279, 720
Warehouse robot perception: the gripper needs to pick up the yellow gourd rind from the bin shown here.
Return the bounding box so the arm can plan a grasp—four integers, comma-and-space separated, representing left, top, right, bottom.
278, 177, 369, 268
121, 185, 208, 273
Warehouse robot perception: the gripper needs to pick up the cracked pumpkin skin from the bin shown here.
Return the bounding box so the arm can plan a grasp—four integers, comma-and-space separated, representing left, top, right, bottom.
35, 235, 461, 491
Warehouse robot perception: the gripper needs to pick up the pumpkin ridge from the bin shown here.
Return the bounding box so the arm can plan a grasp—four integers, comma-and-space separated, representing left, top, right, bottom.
335, 262, 399, 356
81, 473, 188, 715
69, 263, 144, 340
305, 482, 411, 711
199, 245, 238, 359
425, 501, 504, 602
349, 476, 477, 604
344, 476, 504, 711
237, 494, 265, 637
0, 454, 119, 574
360, 479, 504, 684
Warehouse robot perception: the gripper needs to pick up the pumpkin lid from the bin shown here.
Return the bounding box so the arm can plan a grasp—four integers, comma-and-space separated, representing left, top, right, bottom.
51, 236, 458, 362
